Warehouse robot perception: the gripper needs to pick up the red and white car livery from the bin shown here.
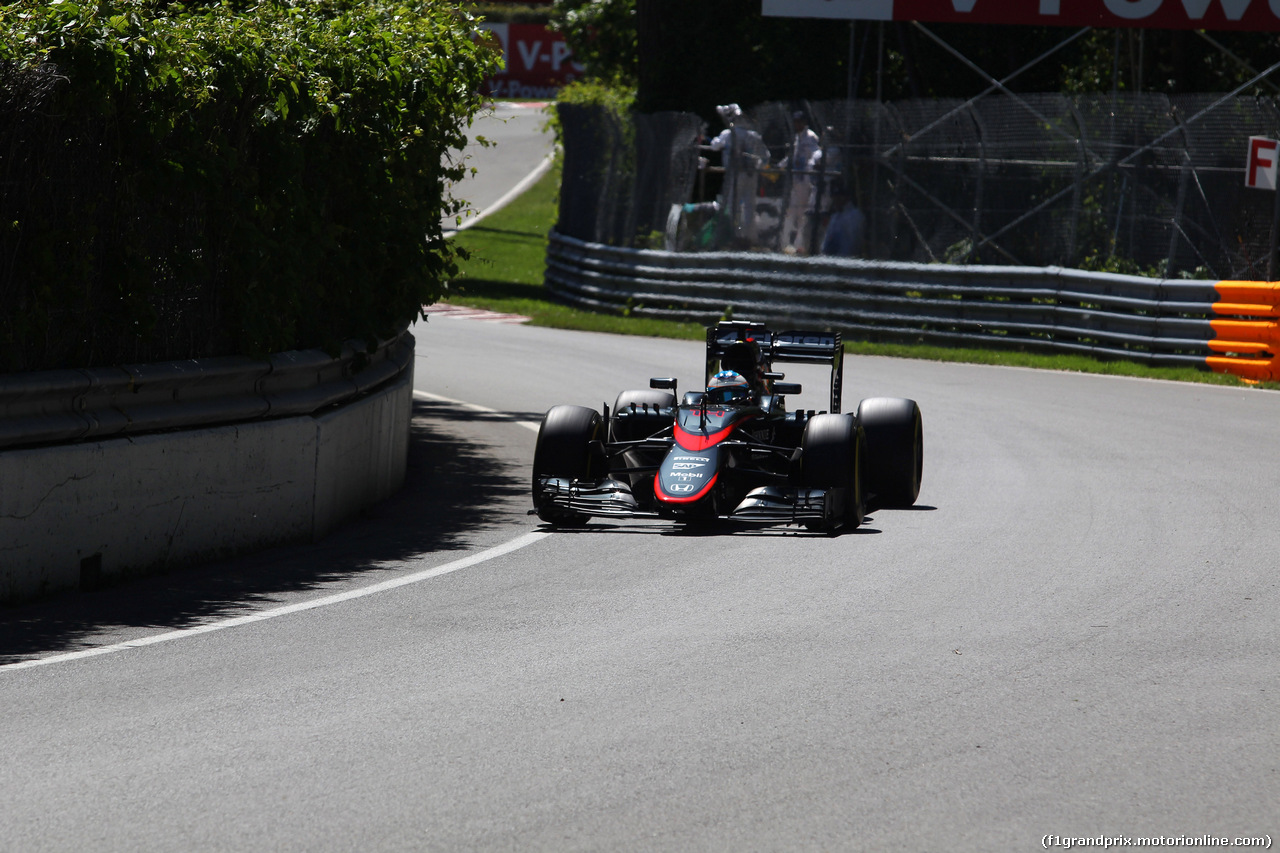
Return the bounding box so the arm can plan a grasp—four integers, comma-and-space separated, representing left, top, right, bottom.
531, 321, 923, 532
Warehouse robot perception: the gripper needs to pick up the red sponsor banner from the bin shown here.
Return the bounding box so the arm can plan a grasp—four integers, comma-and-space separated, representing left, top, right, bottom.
762, 0, 1280, 31
480, 23, 582, 99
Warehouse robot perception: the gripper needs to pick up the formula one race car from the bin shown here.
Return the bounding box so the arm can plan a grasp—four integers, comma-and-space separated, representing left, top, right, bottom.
531, 321, 923, 532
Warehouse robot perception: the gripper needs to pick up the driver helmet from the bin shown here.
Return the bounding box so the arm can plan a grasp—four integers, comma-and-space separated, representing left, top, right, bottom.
706, 370, 752, 405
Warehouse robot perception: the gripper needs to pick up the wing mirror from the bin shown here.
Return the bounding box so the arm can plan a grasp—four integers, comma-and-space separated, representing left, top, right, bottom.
773, 382, 802, 395
650, 377, 677, 390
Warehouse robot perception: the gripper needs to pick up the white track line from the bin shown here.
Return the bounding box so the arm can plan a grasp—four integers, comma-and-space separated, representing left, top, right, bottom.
442, 152, 555, 238
1, 531, 548, 673
3, 394, 547, 673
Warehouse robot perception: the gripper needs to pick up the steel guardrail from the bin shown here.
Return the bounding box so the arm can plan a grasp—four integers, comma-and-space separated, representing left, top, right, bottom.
545, 231, 1280, 380
0, 330, 415, 450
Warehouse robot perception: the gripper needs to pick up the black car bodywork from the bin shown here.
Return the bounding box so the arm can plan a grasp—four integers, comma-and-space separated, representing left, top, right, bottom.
531, 321, 922, 532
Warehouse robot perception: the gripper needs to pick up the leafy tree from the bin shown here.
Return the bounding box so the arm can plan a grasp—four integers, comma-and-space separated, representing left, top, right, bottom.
0, 0, 499, 370
550, 0, 637, 87
469, 2, 551, 25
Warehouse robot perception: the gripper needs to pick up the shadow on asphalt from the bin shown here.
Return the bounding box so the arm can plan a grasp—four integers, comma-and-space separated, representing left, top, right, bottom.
0, 400, 534, 665
534, 514, 898, 538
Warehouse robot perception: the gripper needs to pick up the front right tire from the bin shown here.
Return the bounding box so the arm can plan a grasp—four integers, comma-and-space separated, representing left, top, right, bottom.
532, 405, 602, 526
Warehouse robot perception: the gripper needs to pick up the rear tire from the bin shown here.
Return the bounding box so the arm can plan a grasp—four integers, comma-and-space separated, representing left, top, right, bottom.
799, 413, 865, 530
532, 405, 602, 526
856, 397, 922, 508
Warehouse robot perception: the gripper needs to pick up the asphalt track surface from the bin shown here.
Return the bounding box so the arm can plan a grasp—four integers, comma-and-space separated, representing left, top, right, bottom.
3, 110, 1279, 851
3, 316, 1279, 851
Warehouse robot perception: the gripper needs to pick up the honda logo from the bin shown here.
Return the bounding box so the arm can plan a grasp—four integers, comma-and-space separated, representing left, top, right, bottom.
667, 483, 697, 493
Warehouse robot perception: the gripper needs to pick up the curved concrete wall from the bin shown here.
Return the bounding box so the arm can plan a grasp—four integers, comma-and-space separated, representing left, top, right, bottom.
0, 367, 412, 603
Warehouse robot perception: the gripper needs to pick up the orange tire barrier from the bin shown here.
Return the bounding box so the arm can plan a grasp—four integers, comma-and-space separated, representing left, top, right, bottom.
1207, 281, 1280, 382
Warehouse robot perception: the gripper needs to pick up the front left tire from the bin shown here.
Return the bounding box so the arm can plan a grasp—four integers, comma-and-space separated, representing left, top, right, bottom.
799, 413, 865, 530
856, 397, 922, 508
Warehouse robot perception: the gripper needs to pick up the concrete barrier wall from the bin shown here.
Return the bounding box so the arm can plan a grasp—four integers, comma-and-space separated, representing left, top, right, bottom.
0, 368, 413, 603
312, 368, 412, 538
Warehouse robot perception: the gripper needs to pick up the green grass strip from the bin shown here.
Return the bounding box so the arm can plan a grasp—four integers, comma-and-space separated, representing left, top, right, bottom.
445, 164, 1272, 390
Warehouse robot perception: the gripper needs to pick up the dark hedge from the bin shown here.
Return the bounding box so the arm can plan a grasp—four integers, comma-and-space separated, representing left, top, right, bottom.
0, 0, 500, 371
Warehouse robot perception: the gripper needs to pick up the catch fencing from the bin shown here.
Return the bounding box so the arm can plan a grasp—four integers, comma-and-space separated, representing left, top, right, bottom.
545, 231, 1280, 382
556, 94, 1280, 282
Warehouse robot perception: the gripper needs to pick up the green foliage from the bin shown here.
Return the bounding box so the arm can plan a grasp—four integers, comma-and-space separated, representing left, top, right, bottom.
544, 76, 635, 151
0, 0, 500, 369
467, 2, 550, 25
1057, 28, 1280, 96
1077, 251, 1165, 279
451, 161, 561, 290
549, 0, 635, 86
554, 76, 637, 111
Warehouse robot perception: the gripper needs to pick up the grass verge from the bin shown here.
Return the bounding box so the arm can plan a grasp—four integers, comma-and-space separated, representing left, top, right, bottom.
445, 164, 1270, 389
446, 162, 706, 341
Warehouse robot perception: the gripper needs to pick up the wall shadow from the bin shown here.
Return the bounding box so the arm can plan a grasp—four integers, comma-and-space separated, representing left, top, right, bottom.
0, 399, 531, 664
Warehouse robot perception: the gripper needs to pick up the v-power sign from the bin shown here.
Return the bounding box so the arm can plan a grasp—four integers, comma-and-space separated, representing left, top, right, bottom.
762, 0, 1280, 30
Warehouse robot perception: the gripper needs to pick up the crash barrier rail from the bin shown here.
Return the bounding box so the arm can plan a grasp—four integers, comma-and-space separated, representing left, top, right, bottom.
0, 329, 415, 450
544, 231, 1280, 383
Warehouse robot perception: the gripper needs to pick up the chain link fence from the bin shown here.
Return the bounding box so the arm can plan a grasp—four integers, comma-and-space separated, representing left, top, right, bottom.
556, 94, 1280, 281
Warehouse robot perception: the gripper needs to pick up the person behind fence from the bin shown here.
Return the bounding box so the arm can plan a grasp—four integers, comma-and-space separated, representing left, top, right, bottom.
707, 103, 768, 247
821, 184, 865, 257
817, 125, 845, 212
778, 110, 821, 253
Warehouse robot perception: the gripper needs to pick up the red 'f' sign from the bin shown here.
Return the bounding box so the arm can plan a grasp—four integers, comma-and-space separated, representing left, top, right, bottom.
1247, 136, 1280, 190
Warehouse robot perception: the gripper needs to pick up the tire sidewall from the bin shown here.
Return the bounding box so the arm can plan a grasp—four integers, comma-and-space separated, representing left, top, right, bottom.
856, 397, 922, 508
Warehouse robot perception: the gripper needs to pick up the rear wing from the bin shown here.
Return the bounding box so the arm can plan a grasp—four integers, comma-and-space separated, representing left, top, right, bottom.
705, 322, 844, 413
